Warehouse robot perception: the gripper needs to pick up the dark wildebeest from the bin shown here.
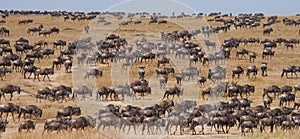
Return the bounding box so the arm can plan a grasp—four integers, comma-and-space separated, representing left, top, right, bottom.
42, 121, 68, 135
95, 87, 115, 101
36, 87, 54, 102
84, 69, 102, 79
232, 66, 244, 78
239, 120, 257, 136
18, 120, 35, 132
162, 86, 183, 99
56, 106, 81, 119
263, 28, 273, 35
262, 49, 275, 59
0, 84, 21, 101
260, 117, 275, 133
197, 77, 207, 86
249, 52, 257, 62
131, 85, 151, 100
236, 49, 249, 60
261, 62, 268, 76
0, 103, 19, 121
53, 40, 67, 50
263, 85, 281, 98
33, 66, 54, 81
246, 65, 258, 78
175, 74, 183, 84
18, 105, 42, 121
281, 66, 300, 78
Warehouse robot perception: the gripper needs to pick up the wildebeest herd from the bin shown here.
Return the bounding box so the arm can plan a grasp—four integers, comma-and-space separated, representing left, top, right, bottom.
1, 9, 300, 138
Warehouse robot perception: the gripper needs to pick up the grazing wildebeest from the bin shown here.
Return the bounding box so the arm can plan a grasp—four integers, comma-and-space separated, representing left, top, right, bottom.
162, 86, 183, 99
56, 106, 81, 119
281, 66, 300, 78
84, 69, 102, 79
261, 62, 268, 76
249, 52, 257, 62
0, 85, 21, 101
0, 120, 8, 132
0, 103, 19, 121
18, 120, 35, 132
232, 66, 244, 78
18, 105, 42, 121
246, 65, 258, 78
33, 66, 54, 81
73, 86, 92, 101
132, 85, 151, 100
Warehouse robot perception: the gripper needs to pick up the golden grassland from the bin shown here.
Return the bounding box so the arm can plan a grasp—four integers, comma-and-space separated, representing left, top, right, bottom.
0, 14, 300, 139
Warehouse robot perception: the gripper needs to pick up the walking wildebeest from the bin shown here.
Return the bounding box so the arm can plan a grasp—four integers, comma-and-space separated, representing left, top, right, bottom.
0, 84, 21, 101
56, 106, 81, 119
84, 69, 102, 79
18, 105, 42, 121
0, 103, 19, 121
162, 86, 183, 99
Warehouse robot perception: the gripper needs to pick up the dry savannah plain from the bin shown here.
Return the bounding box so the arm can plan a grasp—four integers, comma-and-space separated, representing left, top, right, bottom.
0, 11, 300, 139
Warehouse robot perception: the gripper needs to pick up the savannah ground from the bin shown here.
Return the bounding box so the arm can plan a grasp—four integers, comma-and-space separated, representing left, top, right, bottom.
0, 13, 300, 139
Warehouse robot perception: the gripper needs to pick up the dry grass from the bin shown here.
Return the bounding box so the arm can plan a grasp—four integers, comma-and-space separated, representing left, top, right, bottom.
1, 14, 300, 139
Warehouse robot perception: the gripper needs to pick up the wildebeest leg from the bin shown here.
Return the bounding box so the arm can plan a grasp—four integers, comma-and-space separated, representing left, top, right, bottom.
10, 93, 13, 100
173, 125, 178, 135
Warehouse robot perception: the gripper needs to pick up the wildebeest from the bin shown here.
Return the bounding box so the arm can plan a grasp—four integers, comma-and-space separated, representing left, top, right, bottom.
0, 103, 19, 121
236, 49, 249, 59
131, 85, 151, 100
262, 49, 275, 59
53, 40, 67, 50
0, 85, 21, 101
33, 66, 54, 81
246, 65, 258, 78
162, 86, 183, 99
84, 68, 102, 79
281, 66, 300, 78
56, 106, 81, 119
263, 85, 281, 98
263, 28, 273, 35
232, 66, 244, 78
36, 87, 54, 102
73, 86, 92, 101
18, 105, 42, 121
261, 62, 268, 76
18, 120, 35, 132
